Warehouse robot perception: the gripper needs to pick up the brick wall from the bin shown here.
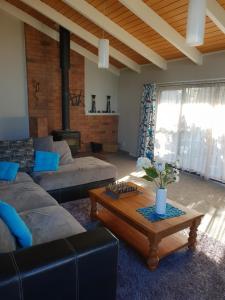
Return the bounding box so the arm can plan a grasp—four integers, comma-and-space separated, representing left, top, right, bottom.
25, 25, 118, 152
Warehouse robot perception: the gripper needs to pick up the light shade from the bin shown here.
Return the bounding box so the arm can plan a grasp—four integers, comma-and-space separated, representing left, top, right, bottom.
98, 39, 109, 69
186, 0, 206, 46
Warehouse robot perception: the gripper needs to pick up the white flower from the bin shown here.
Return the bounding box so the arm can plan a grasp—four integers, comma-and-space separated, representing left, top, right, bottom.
175, 160, 180, 168
173, 168, 179, 175
175, 175, 180, 183
136, 157, 152, 171
155, 161, 165, 173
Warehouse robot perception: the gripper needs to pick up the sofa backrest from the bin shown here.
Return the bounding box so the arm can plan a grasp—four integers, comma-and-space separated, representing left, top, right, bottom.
0, 138, 34, 173
53, 140, 73, 165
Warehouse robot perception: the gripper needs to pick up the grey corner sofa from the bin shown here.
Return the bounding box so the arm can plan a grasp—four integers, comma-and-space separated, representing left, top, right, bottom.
33, 138, 117, 203
0, 138, 118, 300
33, 155, 117, 203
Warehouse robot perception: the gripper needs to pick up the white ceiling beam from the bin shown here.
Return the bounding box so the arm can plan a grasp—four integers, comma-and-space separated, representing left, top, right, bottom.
0, 0, 120, 76
18, 0, 140, 73
63, 0, 167, 70
119, 0, 203, 65
207, 0, 225, 34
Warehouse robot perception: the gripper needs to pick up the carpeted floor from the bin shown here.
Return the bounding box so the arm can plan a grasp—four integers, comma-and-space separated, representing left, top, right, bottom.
105, 152, 225, 243
62, 198, 225, 300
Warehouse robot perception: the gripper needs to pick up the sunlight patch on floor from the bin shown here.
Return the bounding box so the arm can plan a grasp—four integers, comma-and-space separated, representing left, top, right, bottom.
200, 211, 225, 243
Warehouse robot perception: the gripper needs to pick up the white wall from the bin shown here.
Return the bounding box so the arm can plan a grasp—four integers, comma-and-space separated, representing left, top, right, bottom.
118, 51, 225, 156
85, 59, 119, 114
0, 10, 29, 140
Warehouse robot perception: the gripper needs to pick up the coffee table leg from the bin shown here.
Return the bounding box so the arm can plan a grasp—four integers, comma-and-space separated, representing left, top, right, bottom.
147, 236, 160, 271
90, 197, 97, 220
188, 218, 201, 251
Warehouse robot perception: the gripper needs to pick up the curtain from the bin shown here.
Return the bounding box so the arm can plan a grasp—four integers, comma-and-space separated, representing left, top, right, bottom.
154, 88, 182, 162
155, 83, 225, 182
137, 83, 157, 159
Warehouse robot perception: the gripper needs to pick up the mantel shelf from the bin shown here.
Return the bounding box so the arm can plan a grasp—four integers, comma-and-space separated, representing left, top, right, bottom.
85, 112, 119, 116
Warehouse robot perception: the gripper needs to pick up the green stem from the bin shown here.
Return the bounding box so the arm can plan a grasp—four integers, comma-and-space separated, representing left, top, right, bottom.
147, 176, 160, 188
153, 178, 160, 188
159, 172, 163, 188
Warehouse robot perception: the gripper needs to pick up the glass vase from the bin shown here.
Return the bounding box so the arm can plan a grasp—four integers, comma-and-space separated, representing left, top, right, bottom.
155, 188, 167, 215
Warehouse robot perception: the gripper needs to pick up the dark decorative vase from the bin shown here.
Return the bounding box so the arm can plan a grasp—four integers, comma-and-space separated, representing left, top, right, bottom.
90, 95, 96, 113
106, 95, 111, 113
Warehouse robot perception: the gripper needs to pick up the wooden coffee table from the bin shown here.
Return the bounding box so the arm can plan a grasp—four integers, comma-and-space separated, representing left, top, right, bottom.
89, 183, 204, 270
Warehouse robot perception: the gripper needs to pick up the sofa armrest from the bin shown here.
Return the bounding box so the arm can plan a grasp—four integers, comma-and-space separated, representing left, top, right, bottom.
0, 227, 118, 300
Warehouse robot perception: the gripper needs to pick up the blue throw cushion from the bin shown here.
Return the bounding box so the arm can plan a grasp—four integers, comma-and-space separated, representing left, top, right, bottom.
0, 201, 32, 248
0, 161, 19, 181
33, 150, 60, 172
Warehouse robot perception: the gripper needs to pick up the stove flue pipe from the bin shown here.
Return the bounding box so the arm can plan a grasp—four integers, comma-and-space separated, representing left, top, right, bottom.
59, 26, 70, 130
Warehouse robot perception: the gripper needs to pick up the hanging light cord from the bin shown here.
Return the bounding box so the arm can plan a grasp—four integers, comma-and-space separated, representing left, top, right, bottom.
102, 1, 106, 39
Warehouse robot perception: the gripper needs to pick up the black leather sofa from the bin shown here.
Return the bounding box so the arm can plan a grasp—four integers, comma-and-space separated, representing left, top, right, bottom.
0, 227, 118, 300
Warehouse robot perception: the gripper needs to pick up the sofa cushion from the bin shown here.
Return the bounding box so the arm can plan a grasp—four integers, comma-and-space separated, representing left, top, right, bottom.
0, 138, 34, 173
53, 141, 73, 165
0, 218, 16, 253
15, 172, 34, 183
0, 162, 19, 181
33, 151, 60, 172
0, 205, 86, 253
0, 201, 32, 248
32, 156, 117, 191
33, 136, 53, 152
0, 181, 58, 213
20, 206, 85, 246
0, 172, 34, 187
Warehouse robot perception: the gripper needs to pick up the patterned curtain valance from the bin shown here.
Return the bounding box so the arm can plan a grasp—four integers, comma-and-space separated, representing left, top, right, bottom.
137, 83, 157, 159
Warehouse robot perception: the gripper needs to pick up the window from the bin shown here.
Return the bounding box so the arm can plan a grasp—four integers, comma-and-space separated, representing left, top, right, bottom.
155, 83, 225, 182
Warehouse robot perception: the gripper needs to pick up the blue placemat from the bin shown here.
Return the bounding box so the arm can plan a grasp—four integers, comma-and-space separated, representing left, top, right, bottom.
137, 203, 185, 222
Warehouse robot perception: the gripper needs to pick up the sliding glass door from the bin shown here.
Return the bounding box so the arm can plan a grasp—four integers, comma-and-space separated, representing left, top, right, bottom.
155, 84, 225, 182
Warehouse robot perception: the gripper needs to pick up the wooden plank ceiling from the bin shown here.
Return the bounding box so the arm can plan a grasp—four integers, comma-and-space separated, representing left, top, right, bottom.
6, 0, 225, 69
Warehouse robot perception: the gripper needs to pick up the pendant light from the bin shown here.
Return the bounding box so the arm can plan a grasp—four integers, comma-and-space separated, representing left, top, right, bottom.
98, 39, 109, 69
186, 0, 206, 46
98, 1, 109, 69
